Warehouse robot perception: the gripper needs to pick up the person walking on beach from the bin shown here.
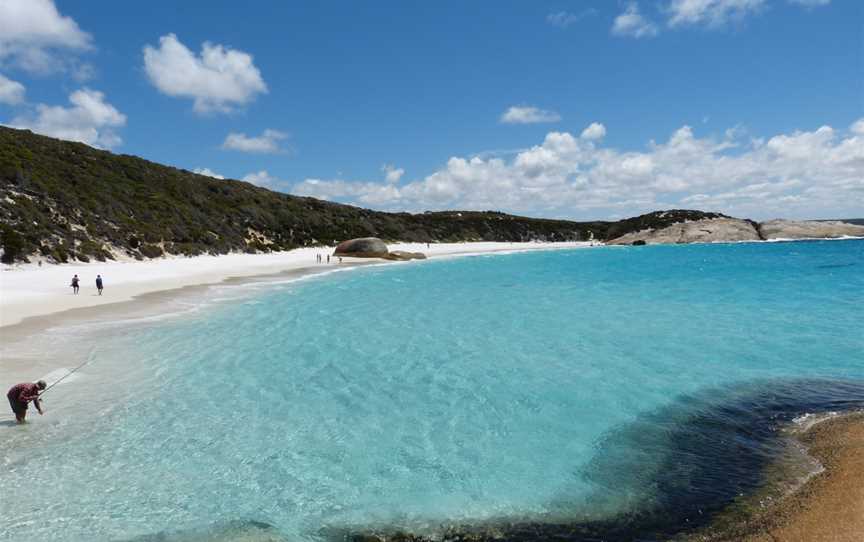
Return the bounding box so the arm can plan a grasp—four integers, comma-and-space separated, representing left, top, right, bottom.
71, 274, 80, 294
96, 274, 104, 295
6, 380, 46, 423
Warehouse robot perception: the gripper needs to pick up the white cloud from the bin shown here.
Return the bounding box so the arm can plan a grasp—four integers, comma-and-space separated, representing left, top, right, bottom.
288, 119, 864, 220
293, 178, 403, 206
382, 164, 404, 184
500, 106, 561, 124
0, 73, 26, 105
242, 170, 278, 187
546, 10, 597, 28
0, 0, 92, 74
143, 34, 267, 114
221, 129, 286, 153
193, 167, 225, 179
581, 122, 607, 140
9, 88, 126, 148
666, 0, 766, 28
612, 3, 660, 38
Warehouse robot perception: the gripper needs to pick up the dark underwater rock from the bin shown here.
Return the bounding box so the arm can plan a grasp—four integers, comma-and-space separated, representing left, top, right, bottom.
334, 379, 864, 542
120, 519, 288, 541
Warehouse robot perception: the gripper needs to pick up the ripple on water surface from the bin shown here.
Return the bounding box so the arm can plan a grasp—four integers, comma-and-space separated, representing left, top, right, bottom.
0, 240, 862, 542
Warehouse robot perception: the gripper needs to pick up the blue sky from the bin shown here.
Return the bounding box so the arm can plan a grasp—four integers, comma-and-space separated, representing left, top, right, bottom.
1, 0, 862, 220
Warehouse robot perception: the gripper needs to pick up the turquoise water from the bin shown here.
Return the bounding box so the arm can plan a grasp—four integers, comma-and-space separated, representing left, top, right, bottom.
1, 241, 863, 541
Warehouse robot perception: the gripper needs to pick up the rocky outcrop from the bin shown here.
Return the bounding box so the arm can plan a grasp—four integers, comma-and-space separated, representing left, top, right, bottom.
602, 210, 729, 241
759, 220, 864, 240
607, 218, 761, 245
333, 237, 390, 258
332, 239, 427, 260
332, 239, 427, 261
385, 250, 427, 261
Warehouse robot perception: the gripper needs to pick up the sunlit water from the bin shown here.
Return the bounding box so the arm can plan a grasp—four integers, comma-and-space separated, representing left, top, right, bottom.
2, 241, 863, 541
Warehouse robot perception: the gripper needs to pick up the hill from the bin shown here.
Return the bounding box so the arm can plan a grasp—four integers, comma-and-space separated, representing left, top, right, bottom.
0, 126, 730, 263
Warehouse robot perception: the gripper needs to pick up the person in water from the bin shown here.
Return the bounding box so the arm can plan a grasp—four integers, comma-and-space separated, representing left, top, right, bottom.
7, 381, 46, 423
96, 274, 104, 295
71, 274, 80, 294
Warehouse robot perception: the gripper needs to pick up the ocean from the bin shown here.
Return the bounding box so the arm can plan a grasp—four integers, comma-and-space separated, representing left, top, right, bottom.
1, 240, 863, 541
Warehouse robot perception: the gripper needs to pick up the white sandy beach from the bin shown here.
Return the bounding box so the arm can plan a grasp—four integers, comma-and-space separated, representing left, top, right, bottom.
0, 241, 592, 329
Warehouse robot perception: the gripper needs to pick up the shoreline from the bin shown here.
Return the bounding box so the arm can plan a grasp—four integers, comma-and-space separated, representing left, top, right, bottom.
3, 235, 858, 332
687, 412, 864, 542
0, 241, 592, 385
0, 241, 591, 329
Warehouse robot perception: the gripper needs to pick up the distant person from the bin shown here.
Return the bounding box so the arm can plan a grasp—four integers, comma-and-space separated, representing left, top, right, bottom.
71, 274, 80, 294
327, 255, 330, 263
38, 260, 42, 268
6, 380, 46, 424
338, 257, 343, 263
96, 274, 104, 295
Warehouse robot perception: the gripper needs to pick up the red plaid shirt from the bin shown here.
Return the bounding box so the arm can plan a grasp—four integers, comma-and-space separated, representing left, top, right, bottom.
7, 383, 41, 404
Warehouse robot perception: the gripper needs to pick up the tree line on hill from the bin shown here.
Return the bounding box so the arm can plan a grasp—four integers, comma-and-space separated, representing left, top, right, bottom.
0, 126, 723, 264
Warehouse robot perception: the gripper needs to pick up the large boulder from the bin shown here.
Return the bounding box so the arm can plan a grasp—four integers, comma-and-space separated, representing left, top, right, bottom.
333, 237, 389, 258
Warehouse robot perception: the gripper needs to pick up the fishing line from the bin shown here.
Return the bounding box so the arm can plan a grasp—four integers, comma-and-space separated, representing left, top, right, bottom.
40, 347, 98, 397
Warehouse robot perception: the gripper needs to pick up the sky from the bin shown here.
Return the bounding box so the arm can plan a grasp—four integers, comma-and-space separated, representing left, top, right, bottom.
0, 0, 861, 221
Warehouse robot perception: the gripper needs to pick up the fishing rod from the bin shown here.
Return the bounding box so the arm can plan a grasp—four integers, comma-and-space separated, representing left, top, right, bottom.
1, 349, 97, 423
39, 347, 98, 398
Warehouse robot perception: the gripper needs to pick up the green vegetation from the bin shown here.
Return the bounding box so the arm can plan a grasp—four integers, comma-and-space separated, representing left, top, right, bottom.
0, 126, 722, 263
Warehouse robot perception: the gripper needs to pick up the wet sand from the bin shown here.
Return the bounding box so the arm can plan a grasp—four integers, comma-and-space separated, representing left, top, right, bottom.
690, 413, 864, 542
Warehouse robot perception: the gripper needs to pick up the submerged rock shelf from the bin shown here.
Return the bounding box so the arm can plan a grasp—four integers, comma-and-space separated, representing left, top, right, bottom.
335, 379, 864, 542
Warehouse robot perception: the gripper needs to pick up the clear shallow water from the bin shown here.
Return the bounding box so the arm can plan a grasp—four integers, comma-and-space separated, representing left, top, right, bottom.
1, 241, 863, 541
